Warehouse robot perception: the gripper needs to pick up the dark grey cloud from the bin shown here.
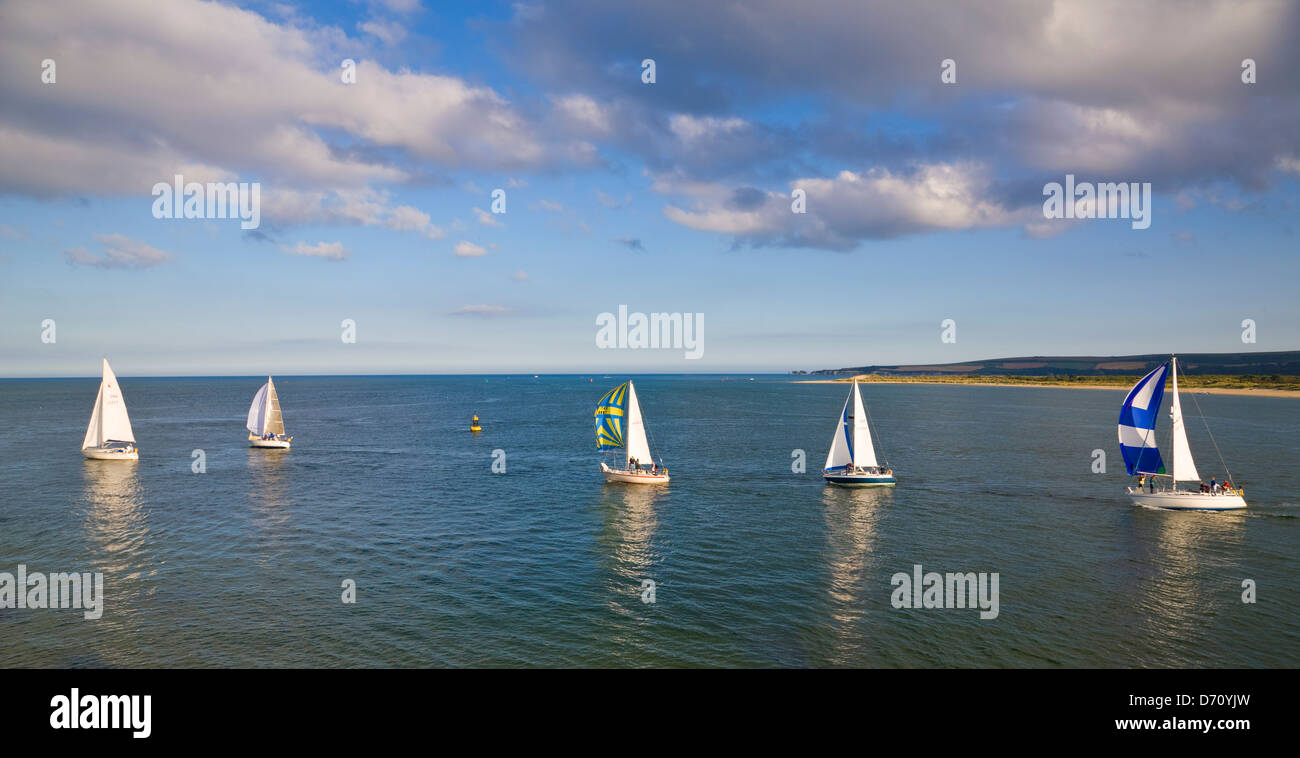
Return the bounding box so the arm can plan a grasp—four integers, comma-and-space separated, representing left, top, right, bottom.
503, 0, 1300, 249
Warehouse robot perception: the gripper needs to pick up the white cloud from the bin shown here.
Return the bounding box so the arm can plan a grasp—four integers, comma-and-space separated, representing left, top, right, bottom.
64, 234, 173, 269
668, 114, 748, 143
473, 207, 503, 227
359, 19, 407, 45
660, 163, 1028, 249
0, 0, 594, 205
454, 241, 488, 257
262, 188, 443, 238
282, 241, 348, 260
452, 304, 512, 317
554, 94, 611, 135
378, 0, 421, 13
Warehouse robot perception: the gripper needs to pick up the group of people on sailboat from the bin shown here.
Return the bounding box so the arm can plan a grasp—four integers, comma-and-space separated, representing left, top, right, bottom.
1135, 473, 1235, 495
626, 457, 664, 475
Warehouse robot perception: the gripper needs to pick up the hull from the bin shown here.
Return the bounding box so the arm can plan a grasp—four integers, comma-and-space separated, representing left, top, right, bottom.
82, 446, 138, 461
824, 471, 896, 487
600, 462, 669, 484
1126, 487, 1246, 511
249, 434, 291, 449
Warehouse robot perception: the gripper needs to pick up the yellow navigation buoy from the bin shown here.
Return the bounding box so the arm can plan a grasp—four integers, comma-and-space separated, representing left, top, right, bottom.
470, 415, 481, 433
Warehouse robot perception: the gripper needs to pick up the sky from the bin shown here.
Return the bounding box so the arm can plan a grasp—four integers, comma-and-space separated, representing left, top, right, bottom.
0, 0, 1297, 377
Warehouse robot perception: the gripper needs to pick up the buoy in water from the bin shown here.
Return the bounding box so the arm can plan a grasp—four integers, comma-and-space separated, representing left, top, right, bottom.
470, 415, 482, 433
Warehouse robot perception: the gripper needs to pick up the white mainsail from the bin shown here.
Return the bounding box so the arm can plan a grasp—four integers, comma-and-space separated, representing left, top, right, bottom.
82, 358, 135, 449
1169, 357, 1200, 482
246, 377, 286, 436
852, 380, 878, 468
265, 378, 285, 435
625, 381, 654, 466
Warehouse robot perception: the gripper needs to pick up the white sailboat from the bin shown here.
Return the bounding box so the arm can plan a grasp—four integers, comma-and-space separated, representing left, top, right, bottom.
82, 358, 138, 460
247, 376, 292, 449
823, 379, 895, 487
1118, 356, 1245, 510
594, 380, 670, 484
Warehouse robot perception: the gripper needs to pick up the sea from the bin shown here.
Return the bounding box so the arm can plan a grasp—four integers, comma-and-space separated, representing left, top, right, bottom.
0, 375, 1296, 667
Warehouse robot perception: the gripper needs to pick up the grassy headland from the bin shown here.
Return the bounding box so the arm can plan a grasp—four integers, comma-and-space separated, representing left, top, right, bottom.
797, 373, 1300, 395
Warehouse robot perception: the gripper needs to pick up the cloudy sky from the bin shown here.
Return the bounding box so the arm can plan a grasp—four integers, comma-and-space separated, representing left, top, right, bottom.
1, 0, 1297, 376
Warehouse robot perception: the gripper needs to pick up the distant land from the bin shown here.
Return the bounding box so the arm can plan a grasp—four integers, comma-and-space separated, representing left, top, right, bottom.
805, 351, 1300, 377
796, 351, 1300, 396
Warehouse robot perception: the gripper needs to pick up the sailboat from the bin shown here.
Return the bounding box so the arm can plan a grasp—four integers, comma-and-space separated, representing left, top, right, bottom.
82, 358, 138, 460
1118, 356, 1245, 510
247, 376, 292, 449
594, 381, 670, 484
823, 379, 895, 487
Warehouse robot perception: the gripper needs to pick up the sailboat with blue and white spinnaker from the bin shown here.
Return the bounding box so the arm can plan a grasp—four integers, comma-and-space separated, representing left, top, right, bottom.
1118, 356, 1245, 510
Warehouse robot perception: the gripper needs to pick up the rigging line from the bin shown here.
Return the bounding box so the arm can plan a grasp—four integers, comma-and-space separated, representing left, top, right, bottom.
1187, 389, 1236, 486
638, 385, 666, 466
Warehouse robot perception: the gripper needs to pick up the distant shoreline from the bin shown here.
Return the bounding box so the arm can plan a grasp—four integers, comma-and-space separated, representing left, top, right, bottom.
793, 376, 1300, 398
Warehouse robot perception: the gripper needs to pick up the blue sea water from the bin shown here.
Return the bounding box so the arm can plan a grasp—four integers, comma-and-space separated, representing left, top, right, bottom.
0, 375, 1296, 667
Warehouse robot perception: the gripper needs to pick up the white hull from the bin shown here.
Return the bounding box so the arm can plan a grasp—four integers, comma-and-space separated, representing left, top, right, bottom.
82, 446, 138, 461
601, 462, 669, 484
249, 434, 291, 449
1126, 487, 1246, 511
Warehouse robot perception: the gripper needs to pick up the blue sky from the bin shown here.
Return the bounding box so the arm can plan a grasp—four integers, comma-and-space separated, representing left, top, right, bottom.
1, 0, 1297, 376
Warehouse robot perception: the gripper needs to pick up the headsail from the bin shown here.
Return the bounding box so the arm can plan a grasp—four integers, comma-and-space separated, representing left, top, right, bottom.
1118, 362, 1168, 475
82, 382, 104, 450
823, 386, 854, 472
594, 382, 628, 449
1168, 357, 1200, 482
247, 381, 270, 434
